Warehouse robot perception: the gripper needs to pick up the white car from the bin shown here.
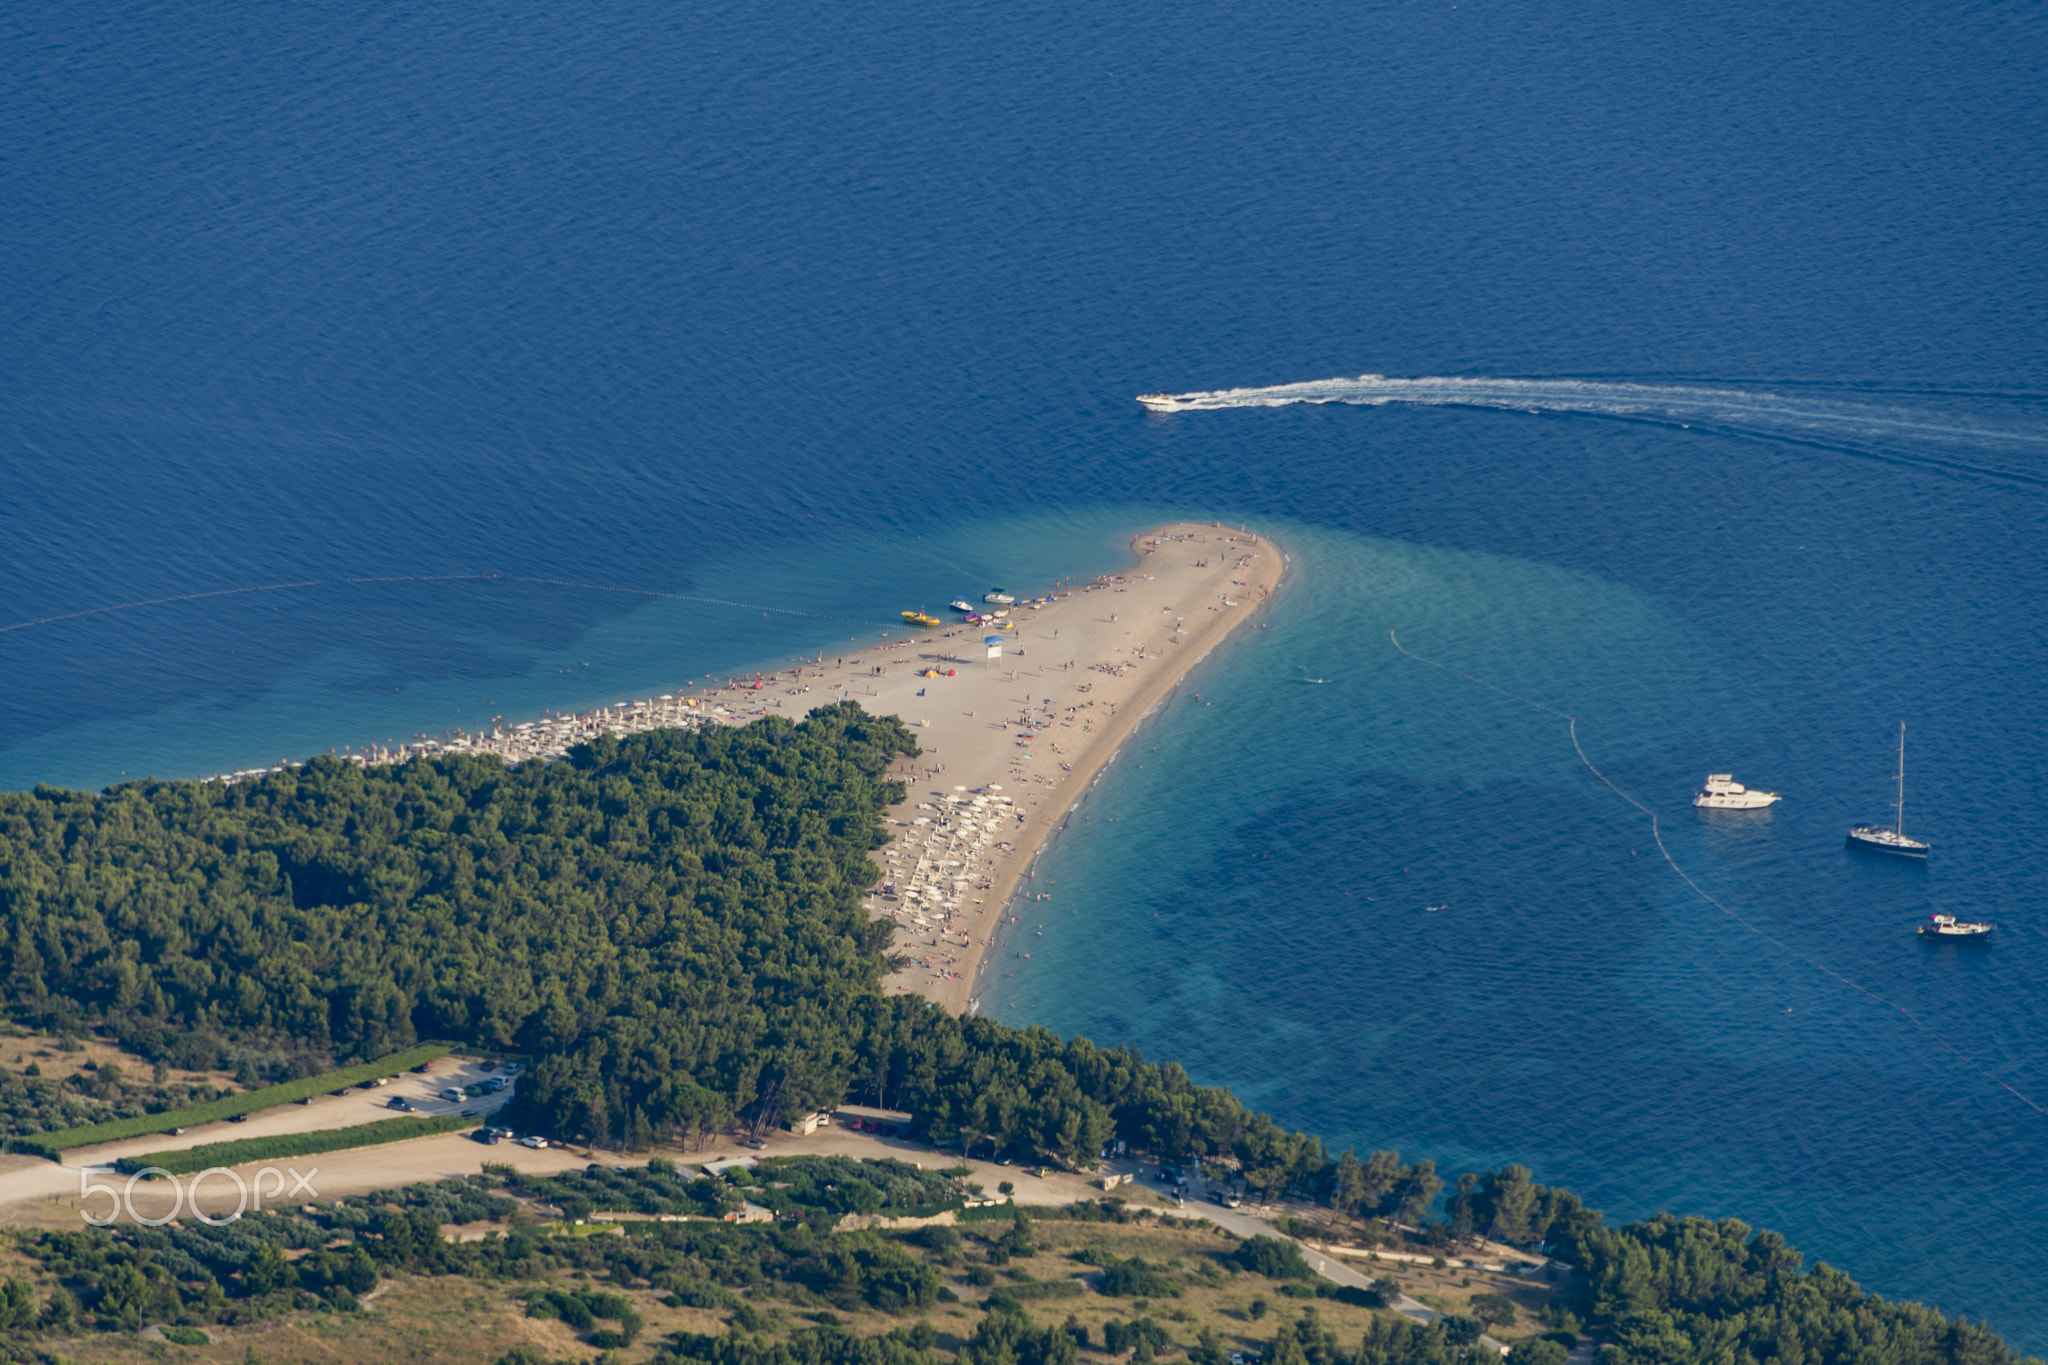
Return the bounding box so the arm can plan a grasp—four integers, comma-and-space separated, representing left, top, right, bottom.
518, 1136, 548, 1149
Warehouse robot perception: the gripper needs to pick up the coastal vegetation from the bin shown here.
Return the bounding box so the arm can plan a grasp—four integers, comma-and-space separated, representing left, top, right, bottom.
0, 705, 910, 1146
0, 706, 2036, 1361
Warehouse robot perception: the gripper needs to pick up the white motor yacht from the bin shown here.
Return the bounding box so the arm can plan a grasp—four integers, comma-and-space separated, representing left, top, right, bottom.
1694, 773, 1780, 809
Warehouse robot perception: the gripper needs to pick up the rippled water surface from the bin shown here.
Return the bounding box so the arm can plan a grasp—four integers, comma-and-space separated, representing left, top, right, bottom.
3, 0, 2045, 1343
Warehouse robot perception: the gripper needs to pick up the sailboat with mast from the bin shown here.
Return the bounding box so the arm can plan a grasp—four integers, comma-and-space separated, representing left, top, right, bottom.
1847, 723, 1929, 859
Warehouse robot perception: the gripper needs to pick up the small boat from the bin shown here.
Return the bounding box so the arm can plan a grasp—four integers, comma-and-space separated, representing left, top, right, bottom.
1919, 913, 1992, 938
1136, 393, 1178, 410
902, 609, 941, 628
1847, 723, 1930, 859
949, 599, 975, 614
984, 589, 1016, 605
1694, 773, 1780, 809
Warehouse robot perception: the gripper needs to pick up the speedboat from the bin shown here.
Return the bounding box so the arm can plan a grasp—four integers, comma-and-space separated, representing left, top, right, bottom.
984, 589, 1015, 605
1694, 774, 1779, 809
1136, 393, 1178, 410
1847, 723, 1929, 859
949, 599, 975, 614
1919, 914, 1992, 938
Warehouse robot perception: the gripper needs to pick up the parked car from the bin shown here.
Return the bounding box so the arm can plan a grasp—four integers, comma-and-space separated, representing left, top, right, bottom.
741, 1138, 766, 1150
296, 1097, 313, 1105
411, 1062, 433, 1073
517, 1135, 548, 1149
226, 1113, 248, 1123
479, 1061, 499, 1072
472, 1129, 500, 1145
441, 1088, 464, 1103
387, 1097, 414, 1111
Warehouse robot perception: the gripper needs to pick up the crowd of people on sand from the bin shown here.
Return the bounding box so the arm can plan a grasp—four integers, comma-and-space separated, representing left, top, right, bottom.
872, 787, 1023, 987
202, 648, 949, 785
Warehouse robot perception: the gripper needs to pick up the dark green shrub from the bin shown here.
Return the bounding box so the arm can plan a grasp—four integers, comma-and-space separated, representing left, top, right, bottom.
1507, 1339, 1568, 1365
1100, 1259, 1183, 1298
1469, 1291, 1517, 1326
1439, 1314, 1483, 1346
1230, 1236, 1312, 1280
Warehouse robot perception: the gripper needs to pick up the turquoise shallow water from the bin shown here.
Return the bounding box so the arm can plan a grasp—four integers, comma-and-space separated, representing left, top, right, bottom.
4, 0, 2047, 1343
987, 521, 2048, 1337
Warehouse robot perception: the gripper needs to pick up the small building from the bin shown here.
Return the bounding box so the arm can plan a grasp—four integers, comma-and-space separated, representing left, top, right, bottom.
787, 1111, 831, 1136
833, 1104, 914, 1127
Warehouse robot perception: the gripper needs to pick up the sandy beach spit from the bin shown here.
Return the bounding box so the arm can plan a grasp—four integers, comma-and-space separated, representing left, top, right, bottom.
857, 523, 1284, 1014
194, 523, 1283, 1020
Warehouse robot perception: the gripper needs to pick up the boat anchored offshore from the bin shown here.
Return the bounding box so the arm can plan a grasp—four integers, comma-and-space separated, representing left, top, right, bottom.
902, 609, 941, 628
1847, 723, 1929, 859
949, 599, 975, 614
1694, 773, 1780, 809
1920, 913, 1993, 939
983, 589, 1016, 605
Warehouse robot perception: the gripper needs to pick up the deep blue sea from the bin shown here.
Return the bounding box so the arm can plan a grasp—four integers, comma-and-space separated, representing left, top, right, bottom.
4, 0, 2045, 1345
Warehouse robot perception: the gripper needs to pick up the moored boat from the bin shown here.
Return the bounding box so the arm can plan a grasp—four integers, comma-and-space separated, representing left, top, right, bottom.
1847, 723, 1929, 859
984, 589, 1015, 605
1694, 773, 1780, 809
902, 609, 941, 628
1919, 913, 1992, 938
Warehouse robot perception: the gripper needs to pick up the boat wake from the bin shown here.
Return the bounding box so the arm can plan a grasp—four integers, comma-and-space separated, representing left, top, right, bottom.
1138, 374, 2048, 488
